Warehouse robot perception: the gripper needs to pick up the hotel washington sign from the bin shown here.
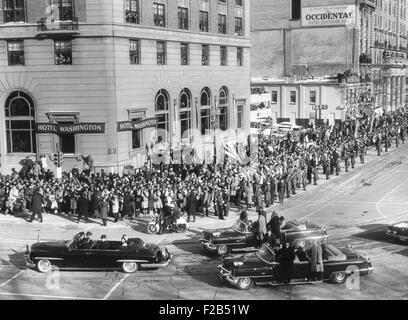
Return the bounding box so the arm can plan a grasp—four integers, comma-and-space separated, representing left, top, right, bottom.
35, 123, 105, 134
302, 5, 357, 27
117, 118, 158, 132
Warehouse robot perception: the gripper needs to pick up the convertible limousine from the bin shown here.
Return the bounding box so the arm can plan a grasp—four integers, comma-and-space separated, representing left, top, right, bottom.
386, 221, 408, 243
218, 243, 374, 290
25, 232, 172, 273
200, 220, 328, 256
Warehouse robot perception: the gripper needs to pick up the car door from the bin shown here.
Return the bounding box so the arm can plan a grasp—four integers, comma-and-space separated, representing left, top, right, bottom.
63, 247, 96, 269
87, 241, 123, 269
292, 261, 311, 282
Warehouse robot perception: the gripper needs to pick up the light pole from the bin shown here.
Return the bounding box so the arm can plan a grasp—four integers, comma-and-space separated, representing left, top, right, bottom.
212, 96, 219, 167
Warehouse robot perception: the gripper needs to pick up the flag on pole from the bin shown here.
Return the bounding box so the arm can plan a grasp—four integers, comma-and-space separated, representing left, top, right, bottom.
224, 142, 242, 164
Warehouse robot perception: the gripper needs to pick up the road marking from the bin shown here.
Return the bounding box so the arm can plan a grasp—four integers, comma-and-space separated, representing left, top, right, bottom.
0, 270, 25, 288
375, 181, 406, 223
0, 292, 99, 300
103, 274, 130, 300
156, 234, 167, 245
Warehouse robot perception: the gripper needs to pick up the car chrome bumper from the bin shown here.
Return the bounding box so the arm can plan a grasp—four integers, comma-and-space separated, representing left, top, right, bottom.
200, 238, 217, 252
217, 265, 238, 286
142, 256, 172, 268
386, 231, 408, 241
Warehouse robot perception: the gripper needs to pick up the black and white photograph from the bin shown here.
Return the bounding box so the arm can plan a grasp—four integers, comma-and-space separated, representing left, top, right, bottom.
0, 0, 407, 307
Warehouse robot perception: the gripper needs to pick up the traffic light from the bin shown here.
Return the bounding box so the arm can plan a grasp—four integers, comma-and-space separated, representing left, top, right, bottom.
53, 152, 64, 167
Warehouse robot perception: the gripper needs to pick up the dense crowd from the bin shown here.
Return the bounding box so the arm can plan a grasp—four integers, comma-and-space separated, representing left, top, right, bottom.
0, 108, 407, 226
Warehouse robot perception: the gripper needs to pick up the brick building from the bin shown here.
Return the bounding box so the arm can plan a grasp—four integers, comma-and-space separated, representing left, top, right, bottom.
0, 0, 251, 174
251, 0, 407, 127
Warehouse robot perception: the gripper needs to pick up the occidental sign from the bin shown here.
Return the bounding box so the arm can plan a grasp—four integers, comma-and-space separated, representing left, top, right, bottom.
302, 5, 356, 27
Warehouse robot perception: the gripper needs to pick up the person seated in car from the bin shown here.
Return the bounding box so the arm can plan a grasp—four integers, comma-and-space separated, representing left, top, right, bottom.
295, 246, 310, 262
99, 234, 110, 250
121, 234, 129, 247
239, 209, 249, 226
279, 216, 286, 230
81, 231, 94, 249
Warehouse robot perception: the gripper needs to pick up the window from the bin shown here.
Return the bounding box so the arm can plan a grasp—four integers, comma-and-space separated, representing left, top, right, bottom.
237, 47, 243, 66
310, 91, 316, 104
157, 41, 166, 65
181, 43, 189, 65
219, 0, 226, 3
290, 90, 297, 104
179, 88, 192, 140
199, 11, 209, 32
155, 89, 169, 143
291, 0, 301, 20
153, 2, 166, 27
271, 91, 278, 103
59, 122, 75, 154
237, 105, 243, 129
220, 46, 227, 66
7, 40, 24, 66
131, 117, 142, 150
235, 0, 243, 5
202, 44, 209, 65
178, 7, 188, 30
218, 14, 227, 34
3, 0, 25, 23
125, 0, 140, 24
200, 87, 211, 135
47, 0, 74, 21
235, 17, 243, 36
54, 40, 72, 65
129, 39, 140, 64
219, 86, 229, 131
5, 91, 36, 154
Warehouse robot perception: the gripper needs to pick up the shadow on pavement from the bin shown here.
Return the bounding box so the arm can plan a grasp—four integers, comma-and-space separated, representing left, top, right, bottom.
395, 247, 408, 258
7, 249, 26, 269
352, 223, 393, 243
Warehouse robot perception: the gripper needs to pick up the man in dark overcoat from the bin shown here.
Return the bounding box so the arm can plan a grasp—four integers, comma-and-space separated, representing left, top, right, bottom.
29, 188, 44, 223
76, 192, 89, 223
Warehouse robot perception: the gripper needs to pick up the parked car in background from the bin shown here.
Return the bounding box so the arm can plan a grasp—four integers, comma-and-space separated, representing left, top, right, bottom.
386, 221, 408, 243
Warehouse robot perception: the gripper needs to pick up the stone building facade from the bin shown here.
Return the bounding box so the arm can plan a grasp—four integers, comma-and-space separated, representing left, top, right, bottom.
0, 0, 251, 174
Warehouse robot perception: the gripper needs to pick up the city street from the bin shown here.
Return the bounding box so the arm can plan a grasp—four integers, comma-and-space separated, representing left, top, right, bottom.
1, 143, 408, 300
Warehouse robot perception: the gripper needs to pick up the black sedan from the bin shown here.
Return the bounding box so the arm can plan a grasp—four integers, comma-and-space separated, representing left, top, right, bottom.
200, 220, 328, 256
386, 221, 408, 243
218, 243, 374, 290
25, 232, 172, 273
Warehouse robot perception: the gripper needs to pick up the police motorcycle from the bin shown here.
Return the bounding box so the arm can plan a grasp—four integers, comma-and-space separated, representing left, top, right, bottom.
147, 203, 188, 234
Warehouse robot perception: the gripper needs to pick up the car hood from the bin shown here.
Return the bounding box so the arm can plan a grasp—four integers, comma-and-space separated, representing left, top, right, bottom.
223, 253, 264, 269
30, 241, 66, 252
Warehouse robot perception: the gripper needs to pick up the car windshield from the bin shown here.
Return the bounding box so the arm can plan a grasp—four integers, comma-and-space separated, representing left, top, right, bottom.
231, 220, 248, 233
256, 243, 276, 263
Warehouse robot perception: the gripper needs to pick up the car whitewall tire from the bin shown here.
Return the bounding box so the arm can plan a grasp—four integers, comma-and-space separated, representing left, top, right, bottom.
237, 277, 253, 290
330, 271, 347, 284
36, 259, 52, 273
121, 262, 138, 273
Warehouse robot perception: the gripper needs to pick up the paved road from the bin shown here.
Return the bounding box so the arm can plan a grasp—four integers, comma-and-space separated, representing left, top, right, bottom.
1, 143, 408, 300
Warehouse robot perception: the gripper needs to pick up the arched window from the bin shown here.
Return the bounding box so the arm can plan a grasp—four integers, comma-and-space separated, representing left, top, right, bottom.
5, 91, 36, 153
155, 89, 169, 143
219, 86, 229, 131
200, 87, 211, 135
179, 88, 191, 139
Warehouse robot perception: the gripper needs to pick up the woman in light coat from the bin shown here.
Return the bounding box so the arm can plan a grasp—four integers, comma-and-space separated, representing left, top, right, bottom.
310, 241, 324, 280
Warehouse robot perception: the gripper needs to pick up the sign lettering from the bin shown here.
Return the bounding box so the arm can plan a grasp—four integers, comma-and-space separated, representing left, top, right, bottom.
35, 123, 105, 134
117, 118, 158, 132
302, 5, 356, 27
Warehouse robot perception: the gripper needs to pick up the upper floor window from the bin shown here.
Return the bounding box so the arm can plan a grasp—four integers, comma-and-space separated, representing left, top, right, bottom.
157, 41, 166, 65
199, 11, 209, 32
153, 2, 166, 27
235, 17, 243, 36
178, 7, 188, 30
7, 40, 24, 66
309, 91, 316, 104
202, 44, 209, 65
290, 90, 297, 104
47, 0, 74, 21
181, 43, 189, 65
271, 91, 278, 103
235, 0, 243, 5
129, 39, 141, 64
125, 0, 140, 24
54, 39, 72, 65
3, 0, 25, 23
218, 14, 227, 34
291, 0, 301, 20
219, 0, 227, 3
237, 47, 243, 66
220, 46, 227, 66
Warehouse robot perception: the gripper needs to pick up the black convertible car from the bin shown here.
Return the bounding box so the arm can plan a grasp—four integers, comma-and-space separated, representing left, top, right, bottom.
386, 221, 408, 243
218, 243, 374, 290
25, 232, 172, 273
200, 220, 328, 256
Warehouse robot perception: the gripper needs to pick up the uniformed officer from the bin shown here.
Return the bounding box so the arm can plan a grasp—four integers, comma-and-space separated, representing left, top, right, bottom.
344, 150, 350, 173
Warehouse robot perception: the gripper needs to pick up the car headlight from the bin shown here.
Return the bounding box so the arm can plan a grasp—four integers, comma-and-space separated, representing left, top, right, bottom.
233, 261, 244, 267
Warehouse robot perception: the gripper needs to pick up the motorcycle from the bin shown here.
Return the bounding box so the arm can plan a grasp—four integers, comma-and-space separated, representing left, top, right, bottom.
147, 215, 189, 234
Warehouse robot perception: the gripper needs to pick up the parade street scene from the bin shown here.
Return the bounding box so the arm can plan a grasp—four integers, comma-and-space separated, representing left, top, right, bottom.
1, 0, 408, 302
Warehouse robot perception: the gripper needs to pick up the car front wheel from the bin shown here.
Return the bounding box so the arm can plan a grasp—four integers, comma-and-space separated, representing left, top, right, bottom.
121, 262, 138, 273
330, 271, 347, 284
237, 277, 254, 290
36, 259, 52, 273
217, 245, 231, 256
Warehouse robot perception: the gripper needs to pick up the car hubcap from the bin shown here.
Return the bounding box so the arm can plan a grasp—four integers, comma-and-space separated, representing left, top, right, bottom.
124, 262, 136, 272
39, 260, 50, 272
335, 273, 345, 281
218, 245, 227, 254
240, 278, 250, 287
